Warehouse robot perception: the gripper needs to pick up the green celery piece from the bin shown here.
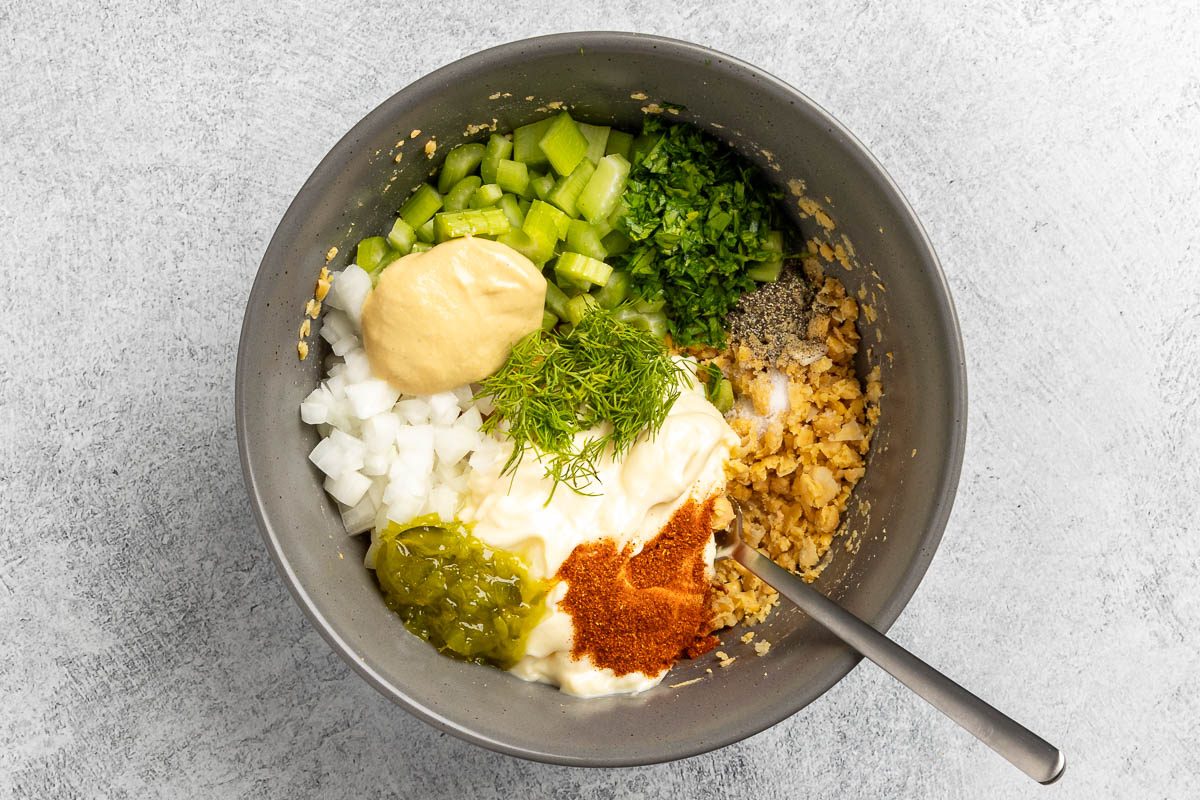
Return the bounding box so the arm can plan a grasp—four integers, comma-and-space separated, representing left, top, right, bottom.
517, 197, 531, 215
497, 230, 550, 265
434, 208, 510, 241
497, 193, 525, 228
555, 251, 612, 288
377, 247, 404, 270
708, 377, 734, 412
541, 309, 559, 331
577, 122, 610, 164
530, 173, 555, 200
747, 230, 784, 281
546, 159, 595, 218
355, 236, 390, 272
600, 229, 630, 256
594, 270, 630, 309
436, 143, 486, 194
543, 281, 571, 319
577, 153, 631, 224
470, 183, 504, 209
480, 134, 513, 184
443, 175, 483, 212
410, 241, 433, 253
566, 219, 607, 261
615, 308, 668, 340
633, 292, 666, 313
495, 159, 530, 197
512, 117, 554, 168
398, 183, 443, 229
415, 218, 436, 243
606, 196, 628, 229
562, 292, 599, 325
523, 199, 570, 247
538, 112, 588, 176
386, 218, 416, 255
604, 129, 634, 160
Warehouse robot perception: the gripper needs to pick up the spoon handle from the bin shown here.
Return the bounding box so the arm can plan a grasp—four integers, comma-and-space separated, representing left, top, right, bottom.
733, 543, 1066, 784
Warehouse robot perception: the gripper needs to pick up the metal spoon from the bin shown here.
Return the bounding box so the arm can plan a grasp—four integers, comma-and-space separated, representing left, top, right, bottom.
718, 503, 1066, 784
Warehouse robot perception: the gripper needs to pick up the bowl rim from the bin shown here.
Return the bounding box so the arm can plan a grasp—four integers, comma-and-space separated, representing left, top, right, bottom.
236, 30, 968, 766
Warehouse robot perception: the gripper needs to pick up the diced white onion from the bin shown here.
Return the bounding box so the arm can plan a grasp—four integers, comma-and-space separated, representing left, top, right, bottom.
326, 265, 372, 326
434, 425, 479, 467
325, 470, 371, 506
342, 349, 372, 384
339, 496, 376, 535
395, 397, 431, 425
300, 401, 328, 425
428, 391, 461, 426
345, 379, 401, 419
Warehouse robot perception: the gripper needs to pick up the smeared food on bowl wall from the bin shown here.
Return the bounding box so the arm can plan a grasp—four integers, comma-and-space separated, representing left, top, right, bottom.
299, 111, 881, 697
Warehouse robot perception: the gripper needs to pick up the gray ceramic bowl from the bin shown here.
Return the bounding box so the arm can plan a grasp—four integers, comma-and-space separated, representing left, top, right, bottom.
236, 32, 966, 766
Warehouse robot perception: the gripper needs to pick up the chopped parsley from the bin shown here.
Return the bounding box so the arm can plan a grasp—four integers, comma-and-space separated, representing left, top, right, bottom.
616, 117, 783, 347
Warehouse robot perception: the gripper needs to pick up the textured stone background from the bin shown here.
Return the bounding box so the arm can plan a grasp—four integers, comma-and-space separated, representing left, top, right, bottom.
3, 1, 1198, 797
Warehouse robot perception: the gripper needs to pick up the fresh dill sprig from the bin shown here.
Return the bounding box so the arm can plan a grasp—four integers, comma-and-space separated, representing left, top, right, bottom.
480, 307, 684, 496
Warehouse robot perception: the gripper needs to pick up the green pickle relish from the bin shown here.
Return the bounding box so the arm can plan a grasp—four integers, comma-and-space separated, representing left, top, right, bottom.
373, 516, 549, 668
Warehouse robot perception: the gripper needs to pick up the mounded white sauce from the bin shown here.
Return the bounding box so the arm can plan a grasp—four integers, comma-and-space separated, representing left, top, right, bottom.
459, 365, 738, 697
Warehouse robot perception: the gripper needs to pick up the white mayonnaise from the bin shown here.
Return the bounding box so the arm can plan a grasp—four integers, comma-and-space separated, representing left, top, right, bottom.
459, 365, 737, 697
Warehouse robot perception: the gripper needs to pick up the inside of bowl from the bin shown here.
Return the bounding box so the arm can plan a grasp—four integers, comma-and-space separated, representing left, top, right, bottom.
240, 33, 964, 765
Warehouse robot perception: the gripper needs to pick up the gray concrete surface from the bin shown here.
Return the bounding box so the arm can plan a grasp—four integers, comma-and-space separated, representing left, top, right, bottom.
3, 1, 1197, 797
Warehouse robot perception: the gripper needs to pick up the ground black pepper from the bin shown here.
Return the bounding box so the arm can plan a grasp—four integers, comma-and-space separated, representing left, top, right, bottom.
726, 262, 827, 366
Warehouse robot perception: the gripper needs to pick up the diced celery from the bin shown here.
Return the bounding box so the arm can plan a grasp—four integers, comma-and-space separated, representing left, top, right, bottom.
594, 270, 630, 309
434, 208, 511, 241
747, 261, 783, 282
436, 143, 487, 194
399, 183, 443, 229
495, 159, 530, 197
547, 159, 595, 218
480, 134, 513, 184
512, 117, 554, 168
517, 198, 531, 215
600, 229, 631, 256
577, 153, 630, 224
355, 236, 390, 272
566, 219, 607, 261
563, 292, 599, 325
377, 247, 405, 270
577, 122, 610, 164
410, 241, 433, 254
606, 196, 629, 228
616, 309, 668, 340
630, 132, 663, 164
634, 292, 666, 313
386, 218, 416, 254
415, 218, 436, 243
709, 377, 734, 413
604, 129, 634, 160
523, 199, 570, 246
443, 175, 482, 212
470, 183, 504, 209
541, 309, 558, 331
555, 251, 612, 288
543, 281, 571, 319
538, 112, 588, 176
530, 173, 555, 200
497, 230, 551, 265
747, 229, 785, 281
497, 193, 525, 228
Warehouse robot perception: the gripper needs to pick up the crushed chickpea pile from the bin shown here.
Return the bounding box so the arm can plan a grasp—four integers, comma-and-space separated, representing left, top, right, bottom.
697, 258, 882, 631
